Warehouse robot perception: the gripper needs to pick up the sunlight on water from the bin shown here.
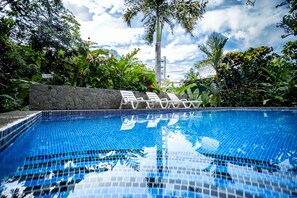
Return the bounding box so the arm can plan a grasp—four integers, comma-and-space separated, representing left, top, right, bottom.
0, 110, 296, 197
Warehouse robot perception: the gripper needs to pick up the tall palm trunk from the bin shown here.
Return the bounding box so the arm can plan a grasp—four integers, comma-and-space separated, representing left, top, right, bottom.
155, 16, 162, 86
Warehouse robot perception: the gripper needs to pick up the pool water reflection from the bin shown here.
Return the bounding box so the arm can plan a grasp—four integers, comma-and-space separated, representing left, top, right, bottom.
0, 110, 296, 197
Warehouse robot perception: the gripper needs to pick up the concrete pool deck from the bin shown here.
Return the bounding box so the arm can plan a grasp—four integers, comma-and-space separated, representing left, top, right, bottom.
0, 111, 40, 130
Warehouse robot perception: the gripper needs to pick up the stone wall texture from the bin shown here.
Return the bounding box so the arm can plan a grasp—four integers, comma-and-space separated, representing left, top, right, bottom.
30, 84, 171, 110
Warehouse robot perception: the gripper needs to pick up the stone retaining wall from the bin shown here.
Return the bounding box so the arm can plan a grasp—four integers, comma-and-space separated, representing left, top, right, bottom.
29, 84, 171, 110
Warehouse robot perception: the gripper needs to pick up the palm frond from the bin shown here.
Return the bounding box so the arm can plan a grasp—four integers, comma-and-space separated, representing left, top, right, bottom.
143, 15, 157, 44
123, 2, 142, 26
161, 14, 175, 34
171, 0, 207, 34
196, 59, 212, 68
198, 44, 212, 57
198, 32, 228, 72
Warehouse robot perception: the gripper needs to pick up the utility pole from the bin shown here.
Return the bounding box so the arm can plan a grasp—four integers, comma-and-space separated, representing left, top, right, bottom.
161, 56, 166, 86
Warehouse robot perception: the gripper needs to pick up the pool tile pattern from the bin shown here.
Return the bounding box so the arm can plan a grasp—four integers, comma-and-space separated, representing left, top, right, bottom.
1, 108, 297, 197
41, 109, 193, 122
41, 107, 297, 122
1, 149, 296, 197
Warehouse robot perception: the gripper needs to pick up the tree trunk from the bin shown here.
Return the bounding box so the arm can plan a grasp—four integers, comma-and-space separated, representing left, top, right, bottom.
155, 16, 162, 86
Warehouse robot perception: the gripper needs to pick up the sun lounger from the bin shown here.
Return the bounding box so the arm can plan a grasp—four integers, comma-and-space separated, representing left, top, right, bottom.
146, 92, 169, 109
190, 99, 203, 108
119, 90, 152, 109
167, 93, 202, 108
167, 93, 193, 108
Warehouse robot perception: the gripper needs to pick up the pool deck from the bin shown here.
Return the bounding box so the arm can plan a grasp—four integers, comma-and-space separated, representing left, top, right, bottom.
0, 111, 41, 130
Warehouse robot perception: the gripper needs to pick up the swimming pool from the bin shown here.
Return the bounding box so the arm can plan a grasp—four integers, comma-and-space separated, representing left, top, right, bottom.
0, 109, 296, 197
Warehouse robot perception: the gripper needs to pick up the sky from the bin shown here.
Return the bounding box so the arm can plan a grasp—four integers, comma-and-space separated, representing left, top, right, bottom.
62, 0, 295, 83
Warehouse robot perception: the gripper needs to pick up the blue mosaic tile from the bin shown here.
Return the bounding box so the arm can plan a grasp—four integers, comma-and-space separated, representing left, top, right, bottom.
0, 109, 297, 197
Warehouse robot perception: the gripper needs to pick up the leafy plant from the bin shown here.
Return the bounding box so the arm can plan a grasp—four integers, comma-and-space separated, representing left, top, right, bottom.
187, 88, 200, 101
196, 32, 228, 74
259, 56, 297, 106
198, 91, 210, 107
0, 79, 37, 112
63, 48, 159, 92
202, 82, 222, 107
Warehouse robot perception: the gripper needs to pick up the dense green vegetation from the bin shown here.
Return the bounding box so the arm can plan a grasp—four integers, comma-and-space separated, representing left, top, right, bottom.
182, 40, 297, 107
0, 0, 296, 112
276, 0, 297, 38
0, 0, 158, 112
68, 48, 157, 91
177, 0, 297, 107
0, 37, 157, 112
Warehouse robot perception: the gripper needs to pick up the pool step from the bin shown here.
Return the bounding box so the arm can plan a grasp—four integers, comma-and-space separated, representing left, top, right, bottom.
18, 149, 146, 171
1, 151, 296, 197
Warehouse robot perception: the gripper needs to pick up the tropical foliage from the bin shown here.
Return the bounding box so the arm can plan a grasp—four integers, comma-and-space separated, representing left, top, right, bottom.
182, 44, 297, 107
276, 0, 297, 38
0, 0, 85, 112
0, 0, 82, 51
196, 32, 228, 74
0, 0, 296, 112
64, 48, 158, 92
0, 1, 159, 112
0, 42, 158, 112
219, 46, 297, 106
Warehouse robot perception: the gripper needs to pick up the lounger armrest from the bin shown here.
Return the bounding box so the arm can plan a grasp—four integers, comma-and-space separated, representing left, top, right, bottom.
160, 98, 168, 101
180, 99, 188, 101
137, 97, 144, 100
123, 97, 130, 102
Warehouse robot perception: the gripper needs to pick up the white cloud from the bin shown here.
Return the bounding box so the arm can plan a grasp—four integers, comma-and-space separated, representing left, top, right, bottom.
207, 0, 225, 7
64, 2, 94, 22
63, 0, 295, 83
76, 12, 144, 46
196, 1, 289, 51
166, 63, 192, 83
163, 43, 197, 62
114, 44, 154, 62
64, 0, 126, 15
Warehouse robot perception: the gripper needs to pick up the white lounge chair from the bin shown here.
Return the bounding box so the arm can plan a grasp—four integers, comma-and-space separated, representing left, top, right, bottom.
119, 90, 151, 109
167, 93, 203, 108
145, 92, 169, 109
167, 93, 194, 108
190, 99, 203, 108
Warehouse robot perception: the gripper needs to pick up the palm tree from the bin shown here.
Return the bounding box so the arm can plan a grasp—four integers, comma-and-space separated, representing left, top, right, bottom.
196, 32, 228, 74
123, 0, 207, 86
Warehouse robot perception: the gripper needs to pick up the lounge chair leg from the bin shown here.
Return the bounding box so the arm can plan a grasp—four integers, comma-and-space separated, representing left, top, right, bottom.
146, 102, 151, 109
131, 101, 136, 109
119, 100, 123, 109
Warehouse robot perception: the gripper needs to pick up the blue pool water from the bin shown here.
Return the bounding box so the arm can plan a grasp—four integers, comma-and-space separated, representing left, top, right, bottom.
0, 110, 296, 197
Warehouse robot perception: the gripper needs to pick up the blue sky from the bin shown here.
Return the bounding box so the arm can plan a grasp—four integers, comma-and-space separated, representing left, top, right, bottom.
63, 0, 295, 82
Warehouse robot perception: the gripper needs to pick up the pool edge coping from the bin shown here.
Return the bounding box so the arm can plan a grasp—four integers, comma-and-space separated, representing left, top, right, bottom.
2, 107, 297, 130
0, 112, 42, 151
